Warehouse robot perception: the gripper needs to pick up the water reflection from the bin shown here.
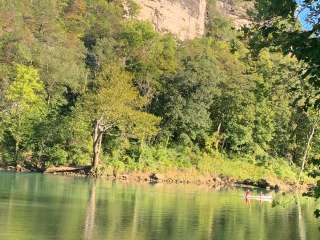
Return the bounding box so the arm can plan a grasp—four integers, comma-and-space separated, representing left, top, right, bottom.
84, 181, 96, 240
297, 196, 306, 240
0, 173, 318, 240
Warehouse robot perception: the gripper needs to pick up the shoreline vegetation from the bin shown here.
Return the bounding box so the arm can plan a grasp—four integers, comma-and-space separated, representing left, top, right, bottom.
0, 166, 313, 193
1, 151, 315, 193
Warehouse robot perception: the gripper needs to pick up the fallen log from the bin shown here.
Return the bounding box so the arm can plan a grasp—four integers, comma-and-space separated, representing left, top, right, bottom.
44, 166, 91, 174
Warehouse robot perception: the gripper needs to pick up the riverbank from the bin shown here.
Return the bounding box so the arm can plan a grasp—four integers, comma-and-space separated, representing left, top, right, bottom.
94, 169, 313, 192
1, 163, 314, 193
1, 150, 316, 192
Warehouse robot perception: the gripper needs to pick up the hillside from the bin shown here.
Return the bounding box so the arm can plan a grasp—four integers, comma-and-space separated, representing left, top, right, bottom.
0, 0, 317, 186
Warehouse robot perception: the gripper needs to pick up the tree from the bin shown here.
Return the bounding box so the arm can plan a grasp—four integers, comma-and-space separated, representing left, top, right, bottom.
0, 64, 47, 162
152, 38, 230, 146
119, 21, 178, 99
250, 0, 320, 108
78, 65, 160, 168
250, 0, 320, 217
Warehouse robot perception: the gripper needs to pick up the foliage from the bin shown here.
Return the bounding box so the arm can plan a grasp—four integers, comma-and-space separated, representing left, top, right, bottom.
248, 0, 320, 218
0, 0, 318, 186
0, 65, 47, 162
80, 64, 160, 138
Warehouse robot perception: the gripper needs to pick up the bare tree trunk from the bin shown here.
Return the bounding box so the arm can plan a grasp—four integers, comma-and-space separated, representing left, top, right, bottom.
15, 141, 19, 163
92, 121, 99, 168
92, 120, 103, 168
215, 123, 221, 150
298, 124, 316, 181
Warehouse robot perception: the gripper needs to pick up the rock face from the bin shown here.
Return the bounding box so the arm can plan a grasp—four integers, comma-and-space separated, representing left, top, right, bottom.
216, 0, 253, 29
134, 0, 207, 40
132, 0, 252, 40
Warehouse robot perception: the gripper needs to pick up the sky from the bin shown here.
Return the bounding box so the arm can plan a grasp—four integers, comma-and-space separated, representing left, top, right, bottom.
296, 0, 316, 30
298, 9, 313, 30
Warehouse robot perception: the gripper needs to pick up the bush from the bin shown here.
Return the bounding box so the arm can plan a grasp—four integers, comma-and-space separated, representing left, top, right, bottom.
47, 146, 68, 166
96, 142, 301, 183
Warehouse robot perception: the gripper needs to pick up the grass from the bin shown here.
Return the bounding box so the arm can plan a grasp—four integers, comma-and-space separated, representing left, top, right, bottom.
100, 145, 314, 185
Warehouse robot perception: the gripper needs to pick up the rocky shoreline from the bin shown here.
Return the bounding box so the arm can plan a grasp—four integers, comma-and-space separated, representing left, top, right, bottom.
0, 164, 313, 193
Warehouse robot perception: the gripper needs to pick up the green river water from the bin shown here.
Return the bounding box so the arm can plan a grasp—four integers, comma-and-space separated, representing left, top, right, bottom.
0, 172, 319, 240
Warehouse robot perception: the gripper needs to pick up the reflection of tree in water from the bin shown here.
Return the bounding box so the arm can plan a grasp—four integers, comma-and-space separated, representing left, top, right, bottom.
272, 194, 308, 240
297, 196, 306, 240
130, 188, 139, 239
1, 174, 319, 240
77, 183, 317, 240
84, 181, 96, 240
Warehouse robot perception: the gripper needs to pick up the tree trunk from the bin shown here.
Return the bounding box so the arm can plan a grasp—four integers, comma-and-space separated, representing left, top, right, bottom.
215, 123, 221, 150
44, 166, 91, 174
92, 120, 103, 168
15, 141, 19, 163
298, 124, 316, 181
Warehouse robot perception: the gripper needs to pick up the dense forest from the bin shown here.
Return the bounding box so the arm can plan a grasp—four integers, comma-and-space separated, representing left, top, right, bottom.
0, 0, 320, 186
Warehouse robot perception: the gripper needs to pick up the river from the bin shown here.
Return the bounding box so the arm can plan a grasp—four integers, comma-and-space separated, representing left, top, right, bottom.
0, 172, 319, 240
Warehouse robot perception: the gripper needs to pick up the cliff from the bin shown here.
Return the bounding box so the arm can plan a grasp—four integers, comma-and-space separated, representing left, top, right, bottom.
132, 0, 252, 40
216, 0, 252, 29
134, 0, 207, 40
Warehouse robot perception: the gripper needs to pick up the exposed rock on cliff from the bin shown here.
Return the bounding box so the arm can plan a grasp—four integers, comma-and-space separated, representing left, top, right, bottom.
134, 0, 207, 40
217, 0, 253, 29
131, 0, 252, 40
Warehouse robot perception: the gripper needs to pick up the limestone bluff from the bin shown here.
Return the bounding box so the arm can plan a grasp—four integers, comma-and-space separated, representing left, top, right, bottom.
126, 0, 252, 40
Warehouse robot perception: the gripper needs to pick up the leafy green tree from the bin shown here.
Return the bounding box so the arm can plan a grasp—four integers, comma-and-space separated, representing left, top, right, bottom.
252, 0, 296, 21
119, 21, 178, 99
0, 65, 47, 162
153, 38, 229, 146
77, 64, 160, 168
206, 0, 238, 41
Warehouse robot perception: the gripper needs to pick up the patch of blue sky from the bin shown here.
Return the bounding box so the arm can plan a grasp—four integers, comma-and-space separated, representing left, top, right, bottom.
296, 0, 313, 30
295, 0, 320, 30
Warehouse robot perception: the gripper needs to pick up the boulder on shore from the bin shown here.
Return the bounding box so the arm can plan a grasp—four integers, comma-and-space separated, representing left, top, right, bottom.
6, 166, 16, 171
16, 164, 31, 173
149, 173, 164, 183
236, 178, 277, 190
256, 179, 270, 189
241, 179, 255, 186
